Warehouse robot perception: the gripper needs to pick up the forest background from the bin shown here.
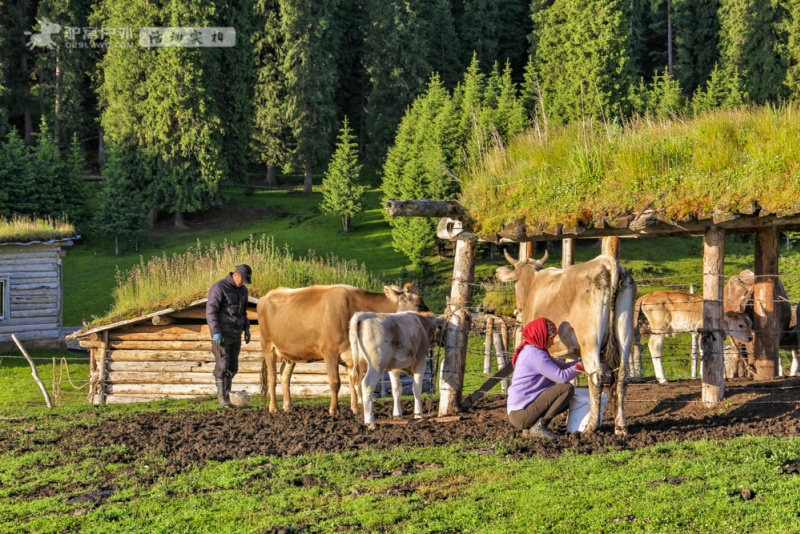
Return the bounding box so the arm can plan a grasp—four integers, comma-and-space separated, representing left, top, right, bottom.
2, 0, 800, 273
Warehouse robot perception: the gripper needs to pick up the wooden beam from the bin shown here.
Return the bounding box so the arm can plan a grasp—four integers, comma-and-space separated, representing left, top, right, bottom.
701, 226, 725, 406
601, 236, 620, 258
385, 200, 464, 219
753, 227, 779, 380
439, 232, 477, 416
562, 238, 574, 269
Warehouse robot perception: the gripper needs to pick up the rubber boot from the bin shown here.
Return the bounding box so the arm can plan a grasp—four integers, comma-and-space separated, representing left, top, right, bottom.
528, 419, 559, 440
224, 374, 237, 408
216, 377, 231, 408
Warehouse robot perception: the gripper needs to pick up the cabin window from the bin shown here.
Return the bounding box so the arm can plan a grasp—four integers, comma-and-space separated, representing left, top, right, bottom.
0, 277, 7, 321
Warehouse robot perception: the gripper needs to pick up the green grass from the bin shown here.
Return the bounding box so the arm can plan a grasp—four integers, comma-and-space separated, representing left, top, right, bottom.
461, 104, 800, 235
1, 400, 798, 533
0, 215, 74, 243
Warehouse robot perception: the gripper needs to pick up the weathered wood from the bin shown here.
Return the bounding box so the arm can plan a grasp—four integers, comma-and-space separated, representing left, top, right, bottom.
492, 331, 510, 392
483, 317, 494, 374
106, 382, 354, 397
436, 218, 465, 240
11, 334, 52, 408
460, 363, 514, 410
100, 350, 261, 361
601, 236, 620, 258
753, 227, 779, 380
81, 339, 263, 351
439, 232, 477, 416
107, 371, 262, 384
385, 200, 464, 219
10, 308, 60, 318
151, 315, 175, 326
167, 307, 259, 321
518, 242, 533, 261
98, 331, 109, 405
562, 238, 574, 268
702, 226, 725, 406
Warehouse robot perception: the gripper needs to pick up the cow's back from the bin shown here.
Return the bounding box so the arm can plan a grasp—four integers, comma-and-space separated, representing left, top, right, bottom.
636, 291, 703, 335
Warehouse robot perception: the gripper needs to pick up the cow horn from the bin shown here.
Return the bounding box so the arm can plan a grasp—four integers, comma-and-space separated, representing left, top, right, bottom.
503, 248, 525, 268
535, 249, 549, 266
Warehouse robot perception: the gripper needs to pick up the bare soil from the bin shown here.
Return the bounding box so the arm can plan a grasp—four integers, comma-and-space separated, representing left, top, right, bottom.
12, 378, 795, 473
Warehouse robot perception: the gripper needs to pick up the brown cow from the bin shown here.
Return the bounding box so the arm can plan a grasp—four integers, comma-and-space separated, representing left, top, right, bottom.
633, 291, 754, 383
724, 270, 799, 376
257, 283, 429, 416
496, 250, 637, 436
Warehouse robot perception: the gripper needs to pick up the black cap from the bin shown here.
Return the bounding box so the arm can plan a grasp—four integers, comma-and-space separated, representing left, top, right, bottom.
235, 264, 252, 284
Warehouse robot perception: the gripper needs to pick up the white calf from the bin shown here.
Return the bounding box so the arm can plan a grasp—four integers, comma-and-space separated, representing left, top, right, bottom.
349, 311, 444, 430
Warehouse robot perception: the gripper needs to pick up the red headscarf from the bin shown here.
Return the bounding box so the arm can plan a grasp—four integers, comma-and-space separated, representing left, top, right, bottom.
512, 317, 557, 366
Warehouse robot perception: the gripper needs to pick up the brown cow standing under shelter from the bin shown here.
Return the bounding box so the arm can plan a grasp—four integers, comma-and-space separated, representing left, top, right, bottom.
257, 284, 430, 416
496, 250, 637, 436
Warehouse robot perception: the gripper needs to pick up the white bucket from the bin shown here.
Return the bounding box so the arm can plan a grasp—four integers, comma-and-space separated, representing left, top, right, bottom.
566, 387, 607, 433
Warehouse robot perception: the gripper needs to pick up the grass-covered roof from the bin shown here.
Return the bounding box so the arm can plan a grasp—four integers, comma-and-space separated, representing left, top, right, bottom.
459, 104, 800, 238
0, 216, 75, 245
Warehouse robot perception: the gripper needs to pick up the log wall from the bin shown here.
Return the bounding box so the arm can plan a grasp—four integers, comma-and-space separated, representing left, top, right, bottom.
81, 321, 433, 405
0, 243, 67, 350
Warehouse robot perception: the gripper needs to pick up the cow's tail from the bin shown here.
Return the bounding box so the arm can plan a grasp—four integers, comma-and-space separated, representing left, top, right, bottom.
602, 255, 621, 367
258, 298, 268, 403
348, 312, 366, 391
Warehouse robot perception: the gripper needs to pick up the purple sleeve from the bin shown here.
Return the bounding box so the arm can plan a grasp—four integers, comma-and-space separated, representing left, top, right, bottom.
530, 350, 580, 384
553, 358, 581, 370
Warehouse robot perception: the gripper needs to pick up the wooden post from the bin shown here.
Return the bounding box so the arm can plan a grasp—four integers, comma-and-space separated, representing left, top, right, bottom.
483, 317, 494, 374
562, 238, 575, 269
439, 232, 477, 416
97, 331, 109, 405
12, 334, 53, 409
754, 227, 779, 380
702, 226, 725, 406
519, 242, 533, 261
601, 236, 620, 258
492, 326, 510, 392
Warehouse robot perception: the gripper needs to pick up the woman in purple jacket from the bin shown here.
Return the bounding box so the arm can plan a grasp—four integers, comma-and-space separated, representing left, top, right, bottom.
507, 317, 584, 439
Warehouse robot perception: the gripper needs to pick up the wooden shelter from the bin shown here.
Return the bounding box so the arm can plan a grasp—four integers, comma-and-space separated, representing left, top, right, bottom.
67, 297, 434, 405
386, 199, 800, 413
0, 237, 74, 351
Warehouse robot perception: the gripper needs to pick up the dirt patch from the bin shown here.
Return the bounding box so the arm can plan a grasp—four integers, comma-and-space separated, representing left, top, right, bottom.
4, 378, 799, 482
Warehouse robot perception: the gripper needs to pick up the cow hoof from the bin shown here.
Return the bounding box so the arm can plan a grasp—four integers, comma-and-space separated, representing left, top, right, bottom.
392, 416, 402, 420
367, 423, 376, 431
413, 413, 423, 420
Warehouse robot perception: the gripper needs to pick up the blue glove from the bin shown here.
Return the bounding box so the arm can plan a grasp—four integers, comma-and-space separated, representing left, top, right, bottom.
212, 333, 222, 346
244, 329, 251, 345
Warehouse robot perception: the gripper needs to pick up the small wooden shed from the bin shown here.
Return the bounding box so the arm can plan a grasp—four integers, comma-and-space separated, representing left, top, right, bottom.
0, 237, 74, 351
67, 297, 435, 405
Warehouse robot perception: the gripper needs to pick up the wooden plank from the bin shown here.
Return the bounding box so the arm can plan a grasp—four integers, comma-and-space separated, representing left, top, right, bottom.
701, 226, 725, 406
10, 308, 59, 319
753, 227, 779, 379
106, 382, 354, 396
0, 322, 60, 334
98, 331, 109, 405
460, 363, 514, 410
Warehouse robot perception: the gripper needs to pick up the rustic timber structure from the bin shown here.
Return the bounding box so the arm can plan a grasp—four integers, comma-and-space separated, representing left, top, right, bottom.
67, 297, 432, 405
0, 237, 74, 351
386, 199, 800, 410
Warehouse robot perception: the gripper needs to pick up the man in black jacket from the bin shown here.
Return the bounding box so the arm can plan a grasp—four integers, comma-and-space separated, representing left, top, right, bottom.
206, 264, 252, 407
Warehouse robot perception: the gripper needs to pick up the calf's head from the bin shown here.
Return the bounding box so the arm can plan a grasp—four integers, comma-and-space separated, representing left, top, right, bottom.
385, 283, 430, 312
724, 311, 754, 343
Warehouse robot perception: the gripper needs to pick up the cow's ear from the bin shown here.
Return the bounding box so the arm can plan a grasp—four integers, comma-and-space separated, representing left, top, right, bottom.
384, 285, 401, 302
403, 282, 414, 293
496, 267, 519, 283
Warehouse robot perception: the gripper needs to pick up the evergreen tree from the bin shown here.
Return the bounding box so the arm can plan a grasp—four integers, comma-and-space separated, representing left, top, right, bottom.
0, 0, 37, 144
521, 56, 543, 123
362, 0, 431, 163
34, 0, 96, 146
783, 0, 800, 98
31, 120, 67, 218
95, 143, 148, 255
457, 0, 499, 71
321, 118, 365, 233
0, 131, 34, 217
692, 63, 746, 113
383, 75, 457, 264
333, 0, 368, 151
62, 133, 89, 224
532, 0, 634, 125
672, 0, 721, 97
718, 0, 787, 103
252, 0, 290, 185
492, 61, 528, 140
496, 0, 533, 78
280, 0, 341, 193
420, 0, 462, 88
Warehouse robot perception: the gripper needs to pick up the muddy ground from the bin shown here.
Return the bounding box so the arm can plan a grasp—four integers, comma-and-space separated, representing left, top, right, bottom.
8, 377, 797, 474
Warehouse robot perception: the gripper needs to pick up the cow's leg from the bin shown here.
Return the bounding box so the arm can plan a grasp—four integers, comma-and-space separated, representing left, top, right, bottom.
361, 366, 380, 429
584, 359, 603, 434
324, 355, 341, 417
648, 335, 668, 384
791, 349, 799, 377
412, 357, 427, 419
389, 369, 403, 419
280, 361, 296, 412
265, 347, 279, 413
631, 332, 643, 378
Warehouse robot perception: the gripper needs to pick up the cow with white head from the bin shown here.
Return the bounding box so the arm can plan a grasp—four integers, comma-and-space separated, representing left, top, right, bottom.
496, 250, 636, 436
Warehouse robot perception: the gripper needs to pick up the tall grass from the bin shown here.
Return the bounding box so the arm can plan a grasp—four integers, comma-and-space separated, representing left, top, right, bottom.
461, 104, 800, 235
0, 215, 75, 243
104, 235, 384, 323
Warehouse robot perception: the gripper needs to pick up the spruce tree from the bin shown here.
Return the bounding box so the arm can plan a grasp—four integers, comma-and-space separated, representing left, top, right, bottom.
420, 0, 462, 88
62, 133, 89, 225
31, 121, 67, 218
783, 0, 800, 98
492, 61, 527, 141
692, 63, 746, 113
252, 0, 290, 185
718, 0, 787, 103
95, 143, 148, 255
383, 75, 457, 264
672, 0, 721, 97
457, 0, 500, 70
321, 118, 365, 233
362, 0, 432, 163
532, 0, 634, 125
280, 0, 341, 193
0, 131, 34, 217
